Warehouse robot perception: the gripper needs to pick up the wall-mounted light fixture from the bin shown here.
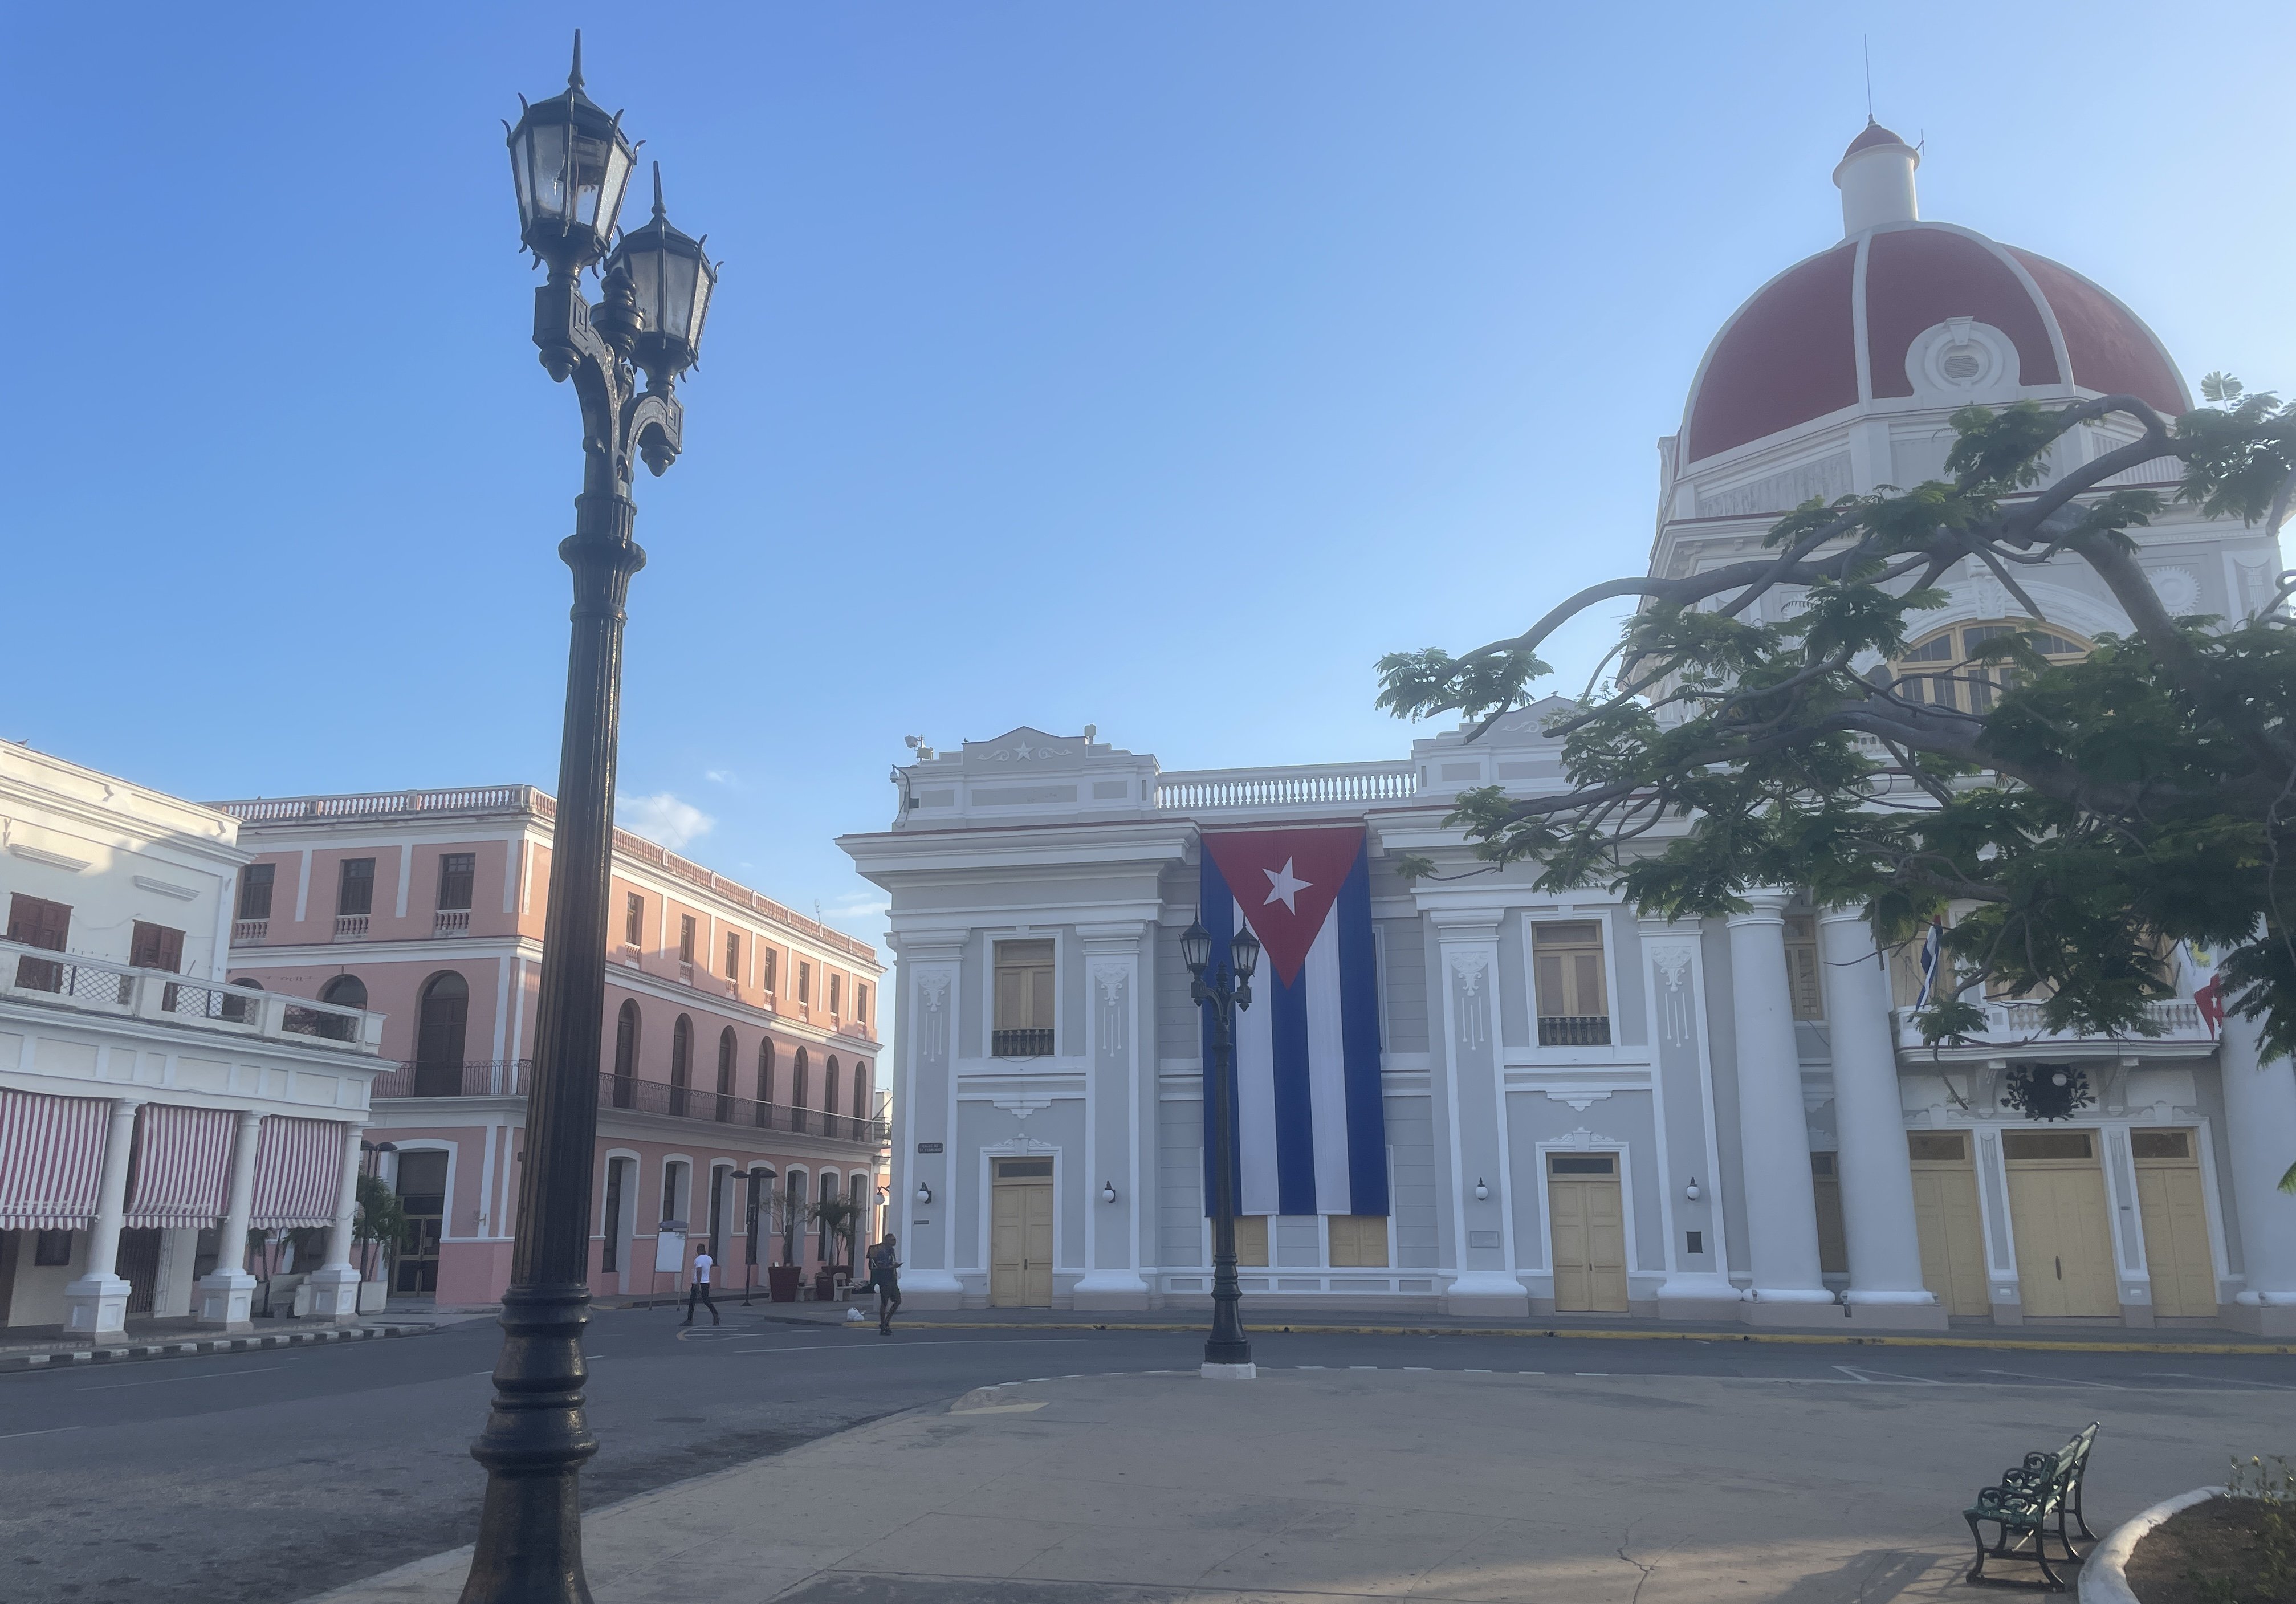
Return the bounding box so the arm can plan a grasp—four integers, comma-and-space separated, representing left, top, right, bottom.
915, 1182, 933, 1206
1684, 1175, 1701, 1202
1473, 1177, 1489, 1202
1101, 1181, 1118, 1204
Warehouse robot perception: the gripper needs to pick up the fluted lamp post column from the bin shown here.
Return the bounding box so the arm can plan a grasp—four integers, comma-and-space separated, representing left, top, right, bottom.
1180, 915, 1261, 1379
462, 35, 719, 1604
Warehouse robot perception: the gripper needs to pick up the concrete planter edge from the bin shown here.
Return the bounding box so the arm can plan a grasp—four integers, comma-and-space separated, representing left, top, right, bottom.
2079, 1484, 2226, 1604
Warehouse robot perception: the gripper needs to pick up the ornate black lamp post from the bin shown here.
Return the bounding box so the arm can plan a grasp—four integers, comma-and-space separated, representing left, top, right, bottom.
462, 36, 718, 1604
1179, 915, 1261, 1377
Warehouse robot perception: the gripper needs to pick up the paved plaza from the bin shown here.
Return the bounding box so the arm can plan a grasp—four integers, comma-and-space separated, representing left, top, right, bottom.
307, 1351, 2293, 1604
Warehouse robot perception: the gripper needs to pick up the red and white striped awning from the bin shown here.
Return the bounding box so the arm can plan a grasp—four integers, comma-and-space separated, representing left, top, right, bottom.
251, 1116, 347, 1230
125, 1104, 236, 1229
0, 1089, 110, 1231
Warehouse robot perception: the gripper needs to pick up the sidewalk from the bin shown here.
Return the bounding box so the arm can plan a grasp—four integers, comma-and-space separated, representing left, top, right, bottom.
306, 1364, 2293, 1603
657, 1299, 2295, 1353
0, 1313, 455, 1374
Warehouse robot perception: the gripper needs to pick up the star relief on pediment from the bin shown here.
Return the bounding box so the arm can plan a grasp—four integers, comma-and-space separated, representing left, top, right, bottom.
966, 726, 1078, 766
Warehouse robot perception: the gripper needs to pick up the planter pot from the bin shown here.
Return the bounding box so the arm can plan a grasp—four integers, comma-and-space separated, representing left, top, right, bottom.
767, 1264, 801, 1303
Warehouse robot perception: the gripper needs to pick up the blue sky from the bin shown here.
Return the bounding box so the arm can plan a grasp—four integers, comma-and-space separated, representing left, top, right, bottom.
9, 2, 2293, 987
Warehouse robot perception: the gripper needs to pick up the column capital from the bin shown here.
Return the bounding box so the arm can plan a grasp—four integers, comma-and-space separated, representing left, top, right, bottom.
1813, 903, 1872, 931
1076, 921, 1147, 955
889, 929, 968, 963
1429, 909, 1503, 941
1725, 886, 1794, 925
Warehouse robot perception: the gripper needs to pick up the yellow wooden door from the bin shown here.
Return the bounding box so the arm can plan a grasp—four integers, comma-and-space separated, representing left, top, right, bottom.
991, 1180, 1054, 1307
1548, 1157, 1627, 1313
2134, 1130, 2216, 1318
1908, 1138, 1990, 1316
2004, 1132, 2116, 1317
1328, 1214, 1389, 1268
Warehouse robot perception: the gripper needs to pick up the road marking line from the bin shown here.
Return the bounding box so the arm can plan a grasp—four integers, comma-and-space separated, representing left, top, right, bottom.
1981, 1367, 2124, 1389
0, 1426, 82, 1440
1349, 1366, 1378, 1371
1464, 1368, 1492, 1373
726, 1338, 1089, 1356
1404, 1366, 1432, 1371
1574, 1372, 1609, 1377
2136, 1370, 2296, 1391
1833, 1364, 1943, 1385
78, 1366, 282, 1391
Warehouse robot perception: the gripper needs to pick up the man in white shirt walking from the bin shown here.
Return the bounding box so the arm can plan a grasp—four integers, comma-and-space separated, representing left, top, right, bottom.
682, 1245, 720, 1326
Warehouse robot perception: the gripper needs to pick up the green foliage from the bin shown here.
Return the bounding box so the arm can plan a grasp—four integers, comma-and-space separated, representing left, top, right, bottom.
1377, 385, 2296, 1064
807, 1194, 862, 1255
352, 1173, 405, 1246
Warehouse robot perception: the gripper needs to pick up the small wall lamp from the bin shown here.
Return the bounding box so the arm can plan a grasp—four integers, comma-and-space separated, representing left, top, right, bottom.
1684, 1175, 1701, 1202
1101, 1181, 1118, 1204
914, 1182, 933, 1206
1473, 1177, 1489, 1202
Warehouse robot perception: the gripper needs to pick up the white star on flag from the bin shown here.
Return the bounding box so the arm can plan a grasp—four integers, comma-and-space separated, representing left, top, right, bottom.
1261, 858, 1312, 913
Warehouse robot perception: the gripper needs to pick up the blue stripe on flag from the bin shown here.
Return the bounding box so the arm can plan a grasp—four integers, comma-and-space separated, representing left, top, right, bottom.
1268, 962, 1318, 1216
1334, 844, 1389, 1215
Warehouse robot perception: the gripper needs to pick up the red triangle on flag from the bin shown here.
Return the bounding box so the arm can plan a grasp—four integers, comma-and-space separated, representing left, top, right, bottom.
1202, 828, 1365, 987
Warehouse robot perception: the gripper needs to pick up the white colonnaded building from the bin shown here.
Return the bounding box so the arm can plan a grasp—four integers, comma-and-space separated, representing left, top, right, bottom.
840, 124, 2296, 1336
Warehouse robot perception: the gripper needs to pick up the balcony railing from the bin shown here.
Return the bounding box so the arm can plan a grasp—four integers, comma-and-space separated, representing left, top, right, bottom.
991, 1027, 1055, 1058
1891, 998, 2211, 1052
1154, 761, 1418, 813
371, 1059, 531, 1098
599, 1072, 889, 1144
333, 913, 369, 941
433, 909, 471, 938
233, 918, 268, 943
0, 938, 383, 1053
1537, 1015, 1612, 1047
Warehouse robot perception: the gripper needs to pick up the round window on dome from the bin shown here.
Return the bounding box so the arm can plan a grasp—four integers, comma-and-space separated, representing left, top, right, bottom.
1941, 347, 1984, 381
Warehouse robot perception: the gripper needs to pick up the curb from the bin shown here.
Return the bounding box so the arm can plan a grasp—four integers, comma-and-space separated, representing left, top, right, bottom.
2080, 1484, 2224, 1603
879, 1321, 2296, 1355
0, 1322, 437, 1375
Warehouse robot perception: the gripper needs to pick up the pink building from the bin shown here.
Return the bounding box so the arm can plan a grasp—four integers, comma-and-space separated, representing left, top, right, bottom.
214, 785, 887, 1309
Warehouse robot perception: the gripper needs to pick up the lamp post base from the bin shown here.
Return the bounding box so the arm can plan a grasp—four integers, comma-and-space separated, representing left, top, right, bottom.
1199, 1361, 1258, 1381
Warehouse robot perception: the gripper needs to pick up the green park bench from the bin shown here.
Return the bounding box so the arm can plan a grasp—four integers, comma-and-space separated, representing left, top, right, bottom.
1963, 1421, 2102, 1590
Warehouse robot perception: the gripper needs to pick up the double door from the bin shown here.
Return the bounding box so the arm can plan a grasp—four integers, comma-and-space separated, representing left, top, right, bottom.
2003, 1130, 2117, 1318
989, 1158, 1054, 1307
1548, 1153, 1627, 1313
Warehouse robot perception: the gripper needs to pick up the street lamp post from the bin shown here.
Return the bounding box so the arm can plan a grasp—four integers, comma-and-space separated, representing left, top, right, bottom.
462, 36, 718, 1604
1179, 916, 1262, 1378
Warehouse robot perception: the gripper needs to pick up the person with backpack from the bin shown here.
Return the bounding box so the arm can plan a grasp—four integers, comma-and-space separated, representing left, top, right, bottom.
866, 1235, 901, 1334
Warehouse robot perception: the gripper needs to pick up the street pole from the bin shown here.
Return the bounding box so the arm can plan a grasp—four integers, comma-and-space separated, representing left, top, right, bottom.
464, 39, 715, 1604
1180, 917, 1260, 1378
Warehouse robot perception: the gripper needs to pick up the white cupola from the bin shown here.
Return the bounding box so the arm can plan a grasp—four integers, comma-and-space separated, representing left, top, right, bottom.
1832, 120, 1919, 237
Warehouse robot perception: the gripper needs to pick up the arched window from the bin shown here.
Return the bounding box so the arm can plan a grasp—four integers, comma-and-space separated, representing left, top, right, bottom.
792, 1048, 809, 1135
816, 1170, 838, 1265
612, 1000, 640, 1109
715, 1027, 737, 1122
825, 1057, 841, 1138
755, 1040, 775, 1129
670, 1015, 693, 1117
413, 972, 470, 1095
317, 974, 367, 1041
1887, 620, 2091, 714
852, 1064, 870, 1122
783, 1170, 805, 1265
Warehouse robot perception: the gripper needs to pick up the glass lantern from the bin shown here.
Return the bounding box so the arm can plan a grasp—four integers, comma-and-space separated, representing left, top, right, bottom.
506, 34, 636, 272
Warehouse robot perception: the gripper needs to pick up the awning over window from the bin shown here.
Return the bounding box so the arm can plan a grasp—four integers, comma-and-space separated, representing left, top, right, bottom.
251, 1117, 348, 1230
0, 1089, 109, 1230
125, 1104, 236, 1229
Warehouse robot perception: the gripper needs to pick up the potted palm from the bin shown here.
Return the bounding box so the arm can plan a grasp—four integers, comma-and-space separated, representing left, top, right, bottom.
808, 1195, 861, 1300
766, 1190, 803, 1302
352, 1174, 404, 1313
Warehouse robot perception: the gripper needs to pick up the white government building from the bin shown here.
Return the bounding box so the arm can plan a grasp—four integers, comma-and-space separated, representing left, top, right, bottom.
1, 743, 386, 1338
842, 124, 2296, 1335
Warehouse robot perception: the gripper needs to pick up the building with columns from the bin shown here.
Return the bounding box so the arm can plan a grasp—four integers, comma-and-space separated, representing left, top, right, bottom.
1, 743, 386, 1338
839, 125, 2296, 1335
215, 785, 888, 1308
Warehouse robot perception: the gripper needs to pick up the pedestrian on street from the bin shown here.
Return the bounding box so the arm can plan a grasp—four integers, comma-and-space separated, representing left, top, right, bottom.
683, 1245, 720, 1326
868, 1235, 901, 1334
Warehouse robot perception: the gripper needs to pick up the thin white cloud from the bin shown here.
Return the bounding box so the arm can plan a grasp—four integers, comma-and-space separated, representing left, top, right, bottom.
703, 768, 738, 787
618, 792, 715, 850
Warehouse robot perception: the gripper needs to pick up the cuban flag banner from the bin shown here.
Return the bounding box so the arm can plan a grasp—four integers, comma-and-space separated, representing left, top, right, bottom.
1200, 827, 1387, 1218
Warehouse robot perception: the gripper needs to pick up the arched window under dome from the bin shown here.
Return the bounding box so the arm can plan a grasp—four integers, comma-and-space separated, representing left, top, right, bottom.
1887, 619, 2091, 714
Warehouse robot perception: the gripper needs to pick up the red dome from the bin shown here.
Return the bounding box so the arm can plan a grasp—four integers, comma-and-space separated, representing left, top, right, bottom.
1682, 221, 2188, 465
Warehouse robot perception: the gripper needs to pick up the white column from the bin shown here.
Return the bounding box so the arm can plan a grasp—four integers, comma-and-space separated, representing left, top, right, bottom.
1727, 891, 1831, 1313
1817, 907, 1942, 1324
1074, 922, 1149, 1309
1434, 911, 1527, 1314
2220, 1010, 2296, 1336
64, 1097, 143, 1339
200, 1110, 264, 1330
304, 1124, 367, 1322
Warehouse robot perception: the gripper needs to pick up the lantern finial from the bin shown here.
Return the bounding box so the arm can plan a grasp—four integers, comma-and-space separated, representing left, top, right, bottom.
568, 29, 584, 91
652, 160, 666, 220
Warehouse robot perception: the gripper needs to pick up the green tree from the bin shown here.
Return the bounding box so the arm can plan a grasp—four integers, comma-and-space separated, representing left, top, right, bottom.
352, 1173, 405, 1283
807, 1194, 861, 1270
1378, 382, 2296, 1174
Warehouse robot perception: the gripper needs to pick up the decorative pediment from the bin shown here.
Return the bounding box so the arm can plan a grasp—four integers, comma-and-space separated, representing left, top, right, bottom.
964, 728, 1082, 768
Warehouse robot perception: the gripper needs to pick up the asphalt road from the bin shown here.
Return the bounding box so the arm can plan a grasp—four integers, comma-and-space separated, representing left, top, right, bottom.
3, 1309, 2291, 1604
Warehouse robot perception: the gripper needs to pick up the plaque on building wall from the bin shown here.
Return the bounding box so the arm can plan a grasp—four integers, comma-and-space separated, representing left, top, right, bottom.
917, 1141, 945, 1153
1467, 1230, 1502, 1249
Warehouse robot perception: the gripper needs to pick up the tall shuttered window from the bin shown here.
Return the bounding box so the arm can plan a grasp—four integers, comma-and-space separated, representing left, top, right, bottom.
337, 858, 376, 917
624, 893, 644, 947
994, 939, 1056, 1056
1532, 922, 1610, 1046
437, 853, 476, 912
237, 865, 275, 921
678, 915, 697, 966
725, 930, 742, 982
1782, 914, 1825, 1021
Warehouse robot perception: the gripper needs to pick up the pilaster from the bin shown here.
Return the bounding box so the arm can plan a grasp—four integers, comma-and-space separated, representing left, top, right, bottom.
892, 930, 967, 1305
1639, 919, 1739, 1318
2219, 1010, 2296, 1336
1432, 910, 1526, 1314
1073, 921, 1150, 1308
